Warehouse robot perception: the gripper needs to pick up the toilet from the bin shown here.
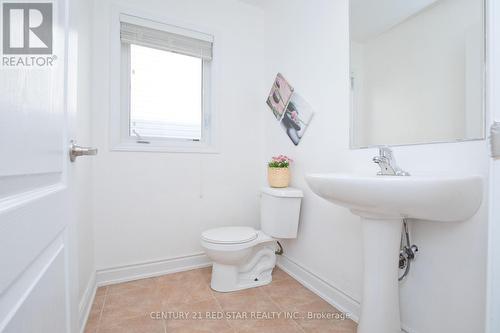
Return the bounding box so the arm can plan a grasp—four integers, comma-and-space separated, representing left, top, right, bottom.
201, 187, 303, 292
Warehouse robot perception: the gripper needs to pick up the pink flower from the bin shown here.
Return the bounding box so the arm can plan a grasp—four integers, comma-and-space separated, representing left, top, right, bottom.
268, 155, 293, 168
272, 155, 293, 163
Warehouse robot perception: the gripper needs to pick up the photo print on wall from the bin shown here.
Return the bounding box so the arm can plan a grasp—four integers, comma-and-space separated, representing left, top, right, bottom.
266, 73, 294, 120
280, 93, 314, 145
266, 73, 314, 145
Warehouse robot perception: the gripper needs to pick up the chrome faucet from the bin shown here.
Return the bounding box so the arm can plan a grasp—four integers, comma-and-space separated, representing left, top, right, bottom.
373, 147, 410, 176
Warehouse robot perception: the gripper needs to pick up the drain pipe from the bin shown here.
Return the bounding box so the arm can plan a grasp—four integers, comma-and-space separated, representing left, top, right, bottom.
399, 219, 418, 281
275, 241, 284, 255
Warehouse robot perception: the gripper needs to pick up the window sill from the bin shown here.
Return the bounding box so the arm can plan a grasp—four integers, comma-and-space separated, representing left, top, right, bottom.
111, 141, 219, 154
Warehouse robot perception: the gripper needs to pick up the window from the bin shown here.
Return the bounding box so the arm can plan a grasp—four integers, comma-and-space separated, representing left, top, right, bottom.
130, 45, 202, 140
113, 14, 215, 152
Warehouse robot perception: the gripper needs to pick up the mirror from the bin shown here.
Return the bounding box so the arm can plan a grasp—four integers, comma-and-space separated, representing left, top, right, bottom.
350, 0, 485, 148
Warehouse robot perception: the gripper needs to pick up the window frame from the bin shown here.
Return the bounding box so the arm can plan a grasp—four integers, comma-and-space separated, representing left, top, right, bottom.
110, 9, 217, 153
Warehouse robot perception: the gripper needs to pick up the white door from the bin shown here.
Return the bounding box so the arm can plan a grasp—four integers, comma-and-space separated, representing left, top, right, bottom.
0, 0, 78, 332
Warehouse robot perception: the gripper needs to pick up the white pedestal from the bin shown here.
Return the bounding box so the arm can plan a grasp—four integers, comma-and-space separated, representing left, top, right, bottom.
357, 217, 403, 333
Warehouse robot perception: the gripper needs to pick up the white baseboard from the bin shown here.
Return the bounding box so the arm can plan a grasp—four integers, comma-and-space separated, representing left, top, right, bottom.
277, 255, 416, 333
78, 272, 97, 333
276, 254, 361, 323
95, 253, 211, 286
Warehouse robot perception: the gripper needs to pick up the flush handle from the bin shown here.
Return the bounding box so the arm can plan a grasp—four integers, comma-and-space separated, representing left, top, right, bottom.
69, 141, 98, 162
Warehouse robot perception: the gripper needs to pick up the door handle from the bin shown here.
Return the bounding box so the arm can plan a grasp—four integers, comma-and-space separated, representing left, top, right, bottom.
69, 142, 98, 162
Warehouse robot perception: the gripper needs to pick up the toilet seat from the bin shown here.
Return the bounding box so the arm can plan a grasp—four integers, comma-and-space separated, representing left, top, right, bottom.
201, 226, 258, 245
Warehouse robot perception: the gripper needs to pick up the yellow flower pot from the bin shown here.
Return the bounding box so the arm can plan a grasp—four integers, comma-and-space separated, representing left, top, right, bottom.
268, 167, 290, 188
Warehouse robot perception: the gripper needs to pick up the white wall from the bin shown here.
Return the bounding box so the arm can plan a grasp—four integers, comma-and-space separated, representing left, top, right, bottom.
262, 1, 489, 332
486, 3, 500, 332
90, 0, 266, 271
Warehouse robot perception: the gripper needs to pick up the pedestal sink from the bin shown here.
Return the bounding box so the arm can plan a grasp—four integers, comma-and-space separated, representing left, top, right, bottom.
305, 173, 483, 333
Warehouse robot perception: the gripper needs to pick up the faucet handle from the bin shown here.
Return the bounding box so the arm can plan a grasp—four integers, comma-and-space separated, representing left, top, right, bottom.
378, 146, 393, 160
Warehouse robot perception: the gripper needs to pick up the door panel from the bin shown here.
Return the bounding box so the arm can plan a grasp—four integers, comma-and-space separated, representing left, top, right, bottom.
0, 14, 64, 178
0, 187, 66, 295
0, 0, 71, 332
1, 236, 66, 333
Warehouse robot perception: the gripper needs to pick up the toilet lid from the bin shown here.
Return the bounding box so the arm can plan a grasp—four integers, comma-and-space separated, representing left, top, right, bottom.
201, 227, 258, 244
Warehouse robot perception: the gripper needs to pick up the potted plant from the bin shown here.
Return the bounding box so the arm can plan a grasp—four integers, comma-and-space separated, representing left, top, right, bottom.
267, 155, 293, 188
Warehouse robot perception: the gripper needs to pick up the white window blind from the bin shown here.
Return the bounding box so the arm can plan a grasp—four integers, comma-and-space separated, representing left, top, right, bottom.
120, 21, 213, 60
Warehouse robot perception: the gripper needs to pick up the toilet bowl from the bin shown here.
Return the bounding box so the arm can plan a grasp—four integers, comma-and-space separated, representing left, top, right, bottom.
201, 227, 277, 292
201, 187, 303, 292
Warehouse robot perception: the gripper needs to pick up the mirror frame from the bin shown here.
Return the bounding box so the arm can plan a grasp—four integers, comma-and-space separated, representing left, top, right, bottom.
348, 0, 488, 149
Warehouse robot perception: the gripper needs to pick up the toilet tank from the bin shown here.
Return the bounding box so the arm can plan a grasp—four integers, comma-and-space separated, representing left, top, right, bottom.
260, 187, 303, 239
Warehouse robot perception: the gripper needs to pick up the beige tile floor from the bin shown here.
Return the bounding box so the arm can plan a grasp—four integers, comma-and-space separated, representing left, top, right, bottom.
84, 267, 357, 333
